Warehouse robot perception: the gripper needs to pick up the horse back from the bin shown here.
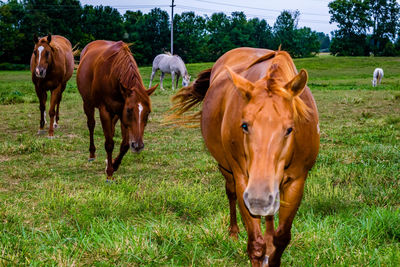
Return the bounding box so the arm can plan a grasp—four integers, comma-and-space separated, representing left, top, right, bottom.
77, 40, 126, 107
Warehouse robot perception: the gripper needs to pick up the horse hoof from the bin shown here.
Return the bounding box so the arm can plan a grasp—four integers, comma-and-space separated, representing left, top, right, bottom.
53, 123, 58, 129
37, 130, 46, 135
106, 176, 115, 183
88, 157, 95, 162
47, 135, 55, 139
262, 256, 269, 267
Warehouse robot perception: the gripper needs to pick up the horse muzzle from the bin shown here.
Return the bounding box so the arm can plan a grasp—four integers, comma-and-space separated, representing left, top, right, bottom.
130, 140, 144, 153
243, 189, 280, 216
35, 67, 47, 78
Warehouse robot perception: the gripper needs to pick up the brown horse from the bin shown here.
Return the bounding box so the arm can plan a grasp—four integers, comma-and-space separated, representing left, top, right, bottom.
170, 47, 320, 266
30, 34, 74, 137
77, 40, 157, 179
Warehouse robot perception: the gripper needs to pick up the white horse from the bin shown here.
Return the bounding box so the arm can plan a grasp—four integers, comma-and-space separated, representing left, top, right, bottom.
372, 68, 384, 87
149, 53, 190, 90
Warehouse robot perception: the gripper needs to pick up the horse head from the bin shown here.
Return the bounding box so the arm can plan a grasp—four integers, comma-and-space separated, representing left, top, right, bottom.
226, 64, 309, 216
121, 84, 158, 153
182, 74, 191, 87
32, 34, 54, 78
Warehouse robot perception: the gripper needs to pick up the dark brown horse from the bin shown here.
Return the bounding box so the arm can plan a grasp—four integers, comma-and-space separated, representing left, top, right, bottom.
30, 34, 74, 137
170, 47, 320, 266
77, 40, 157, 179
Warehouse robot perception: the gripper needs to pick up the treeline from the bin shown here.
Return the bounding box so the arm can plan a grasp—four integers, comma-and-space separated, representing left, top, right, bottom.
329, 0, 400, 56
0, 0, 327, 66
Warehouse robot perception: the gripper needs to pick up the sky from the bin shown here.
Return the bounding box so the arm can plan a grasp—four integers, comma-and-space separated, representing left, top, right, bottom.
79, 0, 399, 35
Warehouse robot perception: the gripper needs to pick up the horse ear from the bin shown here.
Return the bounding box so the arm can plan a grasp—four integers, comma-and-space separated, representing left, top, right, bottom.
284, 69, 308, 97
33, 34, 39, 44
47, 33, 52, 44
226, 66, 254, 101
147, 84, 158, 96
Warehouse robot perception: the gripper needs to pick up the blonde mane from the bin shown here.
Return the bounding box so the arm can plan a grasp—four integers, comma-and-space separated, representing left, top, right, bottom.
252, 51, 311, 121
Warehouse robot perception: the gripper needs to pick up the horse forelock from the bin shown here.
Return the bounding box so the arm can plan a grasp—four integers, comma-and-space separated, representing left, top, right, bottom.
257, 51, 310, 121
110, 43, 148, 100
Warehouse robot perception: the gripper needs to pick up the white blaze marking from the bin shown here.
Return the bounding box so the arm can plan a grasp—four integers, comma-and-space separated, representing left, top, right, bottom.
37, 46, 44, 64
138, 103, 143, 130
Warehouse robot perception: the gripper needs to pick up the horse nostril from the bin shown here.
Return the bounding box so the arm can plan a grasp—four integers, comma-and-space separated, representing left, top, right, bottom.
267, 194, 274, 206
243, 192, 249, 202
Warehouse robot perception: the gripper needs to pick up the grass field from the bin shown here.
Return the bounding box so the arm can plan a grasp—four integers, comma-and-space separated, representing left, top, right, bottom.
1, 55, 400, 266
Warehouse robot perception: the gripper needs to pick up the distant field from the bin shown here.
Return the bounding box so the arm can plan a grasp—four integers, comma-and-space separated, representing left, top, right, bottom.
1, 55, 399, 266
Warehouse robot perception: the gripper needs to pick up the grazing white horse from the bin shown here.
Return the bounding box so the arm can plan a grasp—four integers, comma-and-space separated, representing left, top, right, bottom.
149, 53, 190, 90
372, 68, 384, 87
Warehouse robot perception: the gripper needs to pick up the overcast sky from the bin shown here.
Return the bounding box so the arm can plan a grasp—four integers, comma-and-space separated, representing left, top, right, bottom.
79, 0, 399, 35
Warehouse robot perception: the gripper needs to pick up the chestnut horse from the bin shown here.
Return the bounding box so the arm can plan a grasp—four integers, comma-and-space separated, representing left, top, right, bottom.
170, 47, 319, 266
30, 34, 74, 137
77, 40, 157, 179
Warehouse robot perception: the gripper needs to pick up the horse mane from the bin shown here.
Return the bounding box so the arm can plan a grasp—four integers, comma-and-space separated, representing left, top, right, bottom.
110, 42, 146, 95
259, 51, 311, 121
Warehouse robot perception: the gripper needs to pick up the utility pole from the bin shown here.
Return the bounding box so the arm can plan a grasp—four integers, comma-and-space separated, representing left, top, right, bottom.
170, 0, 175, 54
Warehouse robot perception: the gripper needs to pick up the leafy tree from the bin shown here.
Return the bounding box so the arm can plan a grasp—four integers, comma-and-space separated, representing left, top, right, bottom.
205, 12, 234, 61
248, 18, 273, 49
173, 12, 206, 63
81, 5, 124, 44
317, 32, 330, 51
368, 0, 400, 54
273, 10, 299, 52
329, 0, 372, 56
0, 0, 25, 62
273, 10, 320, 57
229, 12, 255, 47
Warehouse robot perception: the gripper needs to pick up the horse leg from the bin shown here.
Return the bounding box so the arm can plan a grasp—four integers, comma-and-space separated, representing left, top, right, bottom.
176, 73, 180, 89
112, 122, 130, 171
235, 174, 266, 267
99, 105, 115, 179
267, 176, 306, 267
149, 69, 156, 88
218, 166, 239, 239
35, 87, 47, 135
48, 86, 62, 138
160, 72, 165, 90
171, 71, 176, 90
54, 83, 66, 128
84, 103, 96, 160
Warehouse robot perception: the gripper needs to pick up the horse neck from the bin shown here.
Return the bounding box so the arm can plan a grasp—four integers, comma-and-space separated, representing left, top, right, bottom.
176, 58, 187, 76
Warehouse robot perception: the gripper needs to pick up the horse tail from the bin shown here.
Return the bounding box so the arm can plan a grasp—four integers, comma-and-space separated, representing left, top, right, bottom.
167, 68, 212, 127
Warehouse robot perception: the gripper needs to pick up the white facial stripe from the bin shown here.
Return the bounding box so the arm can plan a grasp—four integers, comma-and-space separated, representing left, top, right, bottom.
37, 46, 44, 64
138, 103, 143, 130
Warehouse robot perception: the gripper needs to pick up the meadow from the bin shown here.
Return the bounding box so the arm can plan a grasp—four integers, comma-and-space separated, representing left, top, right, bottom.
0, 55, 399, 266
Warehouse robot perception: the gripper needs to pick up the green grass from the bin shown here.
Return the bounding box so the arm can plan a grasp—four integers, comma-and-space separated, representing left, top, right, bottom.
1, 55, 399, 266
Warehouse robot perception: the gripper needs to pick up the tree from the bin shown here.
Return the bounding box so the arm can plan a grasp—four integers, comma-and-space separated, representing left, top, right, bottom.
273, 10, 299, 52
317, 32, 330, 51
0, 0, 25, 62
368, 0, 400, 54
273, 10, 320, 57
173, 12, 206, 63
248, 18, 273, 49
329, 0, 372, 55
81, 5, 124, 44
205, 12, 234, 61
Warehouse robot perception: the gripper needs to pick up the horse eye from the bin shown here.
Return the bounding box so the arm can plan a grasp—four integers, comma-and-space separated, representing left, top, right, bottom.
127, 108, 133, 114
34, 51, 37, 56
241, 122, 249, 133
286, 127, 293, 136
